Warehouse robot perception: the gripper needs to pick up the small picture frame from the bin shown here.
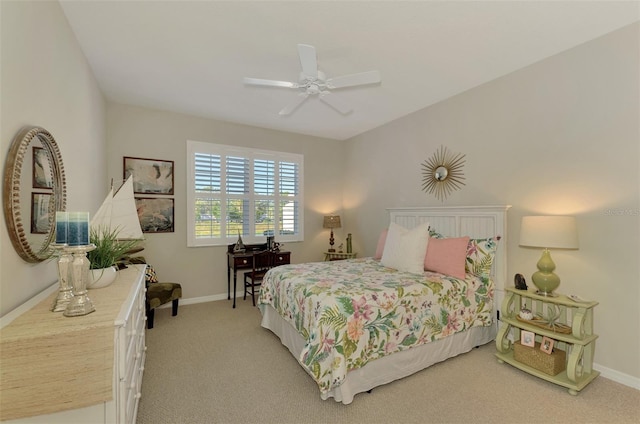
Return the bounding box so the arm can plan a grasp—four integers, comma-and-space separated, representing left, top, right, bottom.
540, 336, 554, 354
124, 156, 174, 195
520, 330, 535, 347
32, 146, 53, 189
31, 192, 52, 234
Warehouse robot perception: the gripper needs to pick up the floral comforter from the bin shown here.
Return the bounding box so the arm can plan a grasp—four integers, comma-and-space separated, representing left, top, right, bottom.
257, 257, 494, 394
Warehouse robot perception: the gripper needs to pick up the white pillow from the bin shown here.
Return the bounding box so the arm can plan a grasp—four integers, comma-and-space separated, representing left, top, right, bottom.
381, 222, 430, 274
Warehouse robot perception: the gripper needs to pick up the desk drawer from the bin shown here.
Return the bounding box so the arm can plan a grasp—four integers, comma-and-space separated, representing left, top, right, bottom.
233, 256, 252, 268
273, 252, 290, 266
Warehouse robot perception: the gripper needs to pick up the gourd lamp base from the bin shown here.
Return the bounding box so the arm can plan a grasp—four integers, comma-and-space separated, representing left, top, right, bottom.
531, 249, 561, 297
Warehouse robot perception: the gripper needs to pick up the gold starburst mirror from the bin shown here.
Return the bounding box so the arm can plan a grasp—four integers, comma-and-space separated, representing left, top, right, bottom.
421, 146, 466, 202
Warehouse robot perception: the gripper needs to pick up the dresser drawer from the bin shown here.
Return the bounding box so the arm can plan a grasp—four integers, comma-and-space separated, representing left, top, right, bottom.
120, 282, 145, 373
125, 340, 145, 423
123, 351, 142, 424
119, 317, 137, 378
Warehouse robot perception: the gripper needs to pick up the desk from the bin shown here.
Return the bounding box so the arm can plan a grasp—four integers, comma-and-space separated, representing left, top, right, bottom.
227, 244, 290, 308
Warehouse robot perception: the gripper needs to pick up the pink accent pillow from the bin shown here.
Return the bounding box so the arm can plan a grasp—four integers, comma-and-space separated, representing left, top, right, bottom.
424, 236, 470, 279
374, 229, 388, 259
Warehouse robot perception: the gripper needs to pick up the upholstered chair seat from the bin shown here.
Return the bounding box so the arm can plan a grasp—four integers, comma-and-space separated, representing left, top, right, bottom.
146, 282, 182, 328
129, 257, 182, 329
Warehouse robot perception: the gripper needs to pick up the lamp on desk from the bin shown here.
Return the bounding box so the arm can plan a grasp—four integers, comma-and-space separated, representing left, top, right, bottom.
519, 216, 578, 297
323, 215, 341, 252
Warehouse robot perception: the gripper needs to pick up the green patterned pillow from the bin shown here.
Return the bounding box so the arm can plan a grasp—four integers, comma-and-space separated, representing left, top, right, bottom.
427, 229, 500, 277
465, 236, 501, 277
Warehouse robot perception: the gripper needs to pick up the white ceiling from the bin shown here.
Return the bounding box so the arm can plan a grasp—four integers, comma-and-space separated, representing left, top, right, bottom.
59, 1, 639, 141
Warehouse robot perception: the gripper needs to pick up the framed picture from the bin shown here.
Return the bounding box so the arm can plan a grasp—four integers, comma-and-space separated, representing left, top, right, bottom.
31, 192, 52, 234
520, 330, 535, 347
124, 156, 174, 195
540, 336, 554, 354
32, 147, 53, 189
135, 197, 174, 233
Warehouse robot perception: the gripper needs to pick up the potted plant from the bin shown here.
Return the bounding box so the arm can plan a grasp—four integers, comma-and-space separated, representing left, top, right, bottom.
87, 226, 142, 289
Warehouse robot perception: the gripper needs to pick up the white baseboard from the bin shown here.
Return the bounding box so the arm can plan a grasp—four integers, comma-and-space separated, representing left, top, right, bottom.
155, 291, 244, 309
167, 294, 640, 392
594, 363, 640, 390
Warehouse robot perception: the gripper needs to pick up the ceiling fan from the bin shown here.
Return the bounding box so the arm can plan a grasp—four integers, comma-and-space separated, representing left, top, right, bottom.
243, 44, 382, 116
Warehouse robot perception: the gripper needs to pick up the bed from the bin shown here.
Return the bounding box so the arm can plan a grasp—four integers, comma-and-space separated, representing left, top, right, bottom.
258, 205, 510, 404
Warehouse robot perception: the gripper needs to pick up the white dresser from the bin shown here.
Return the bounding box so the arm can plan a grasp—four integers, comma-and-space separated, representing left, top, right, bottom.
0, 265, 146, 423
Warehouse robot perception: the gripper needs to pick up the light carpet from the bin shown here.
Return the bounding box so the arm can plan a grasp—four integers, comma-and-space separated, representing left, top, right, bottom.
137, 300, 639, 424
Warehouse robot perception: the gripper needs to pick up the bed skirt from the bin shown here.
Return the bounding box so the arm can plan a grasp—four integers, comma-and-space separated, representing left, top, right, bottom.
259, 304, 497, 404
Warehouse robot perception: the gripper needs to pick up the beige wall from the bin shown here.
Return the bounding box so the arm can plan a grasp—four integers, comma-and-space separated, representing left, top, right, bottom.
344, 23, 640, 380
0, 0, 107, 313
106, 103, 345, 302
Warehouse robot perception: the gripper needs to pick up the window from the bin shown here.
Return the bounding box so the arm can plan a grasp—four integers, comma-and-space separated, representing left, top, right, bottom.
187, 140, 304, 247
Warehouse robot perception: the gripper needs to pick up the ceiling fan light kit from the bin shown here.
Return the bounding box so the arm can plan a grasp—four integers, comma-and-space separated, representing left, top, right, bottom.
244, 44, 381, 116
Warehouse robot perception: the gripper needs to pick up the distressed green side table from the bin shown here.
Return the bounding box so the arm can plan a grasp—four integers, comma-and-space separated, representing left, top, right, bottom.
495, 287, 599, 394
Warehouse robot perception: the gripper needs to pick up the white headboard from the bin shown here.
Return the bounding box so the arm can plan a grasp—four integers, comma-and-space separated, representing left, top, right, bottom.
388, 205, 511, 294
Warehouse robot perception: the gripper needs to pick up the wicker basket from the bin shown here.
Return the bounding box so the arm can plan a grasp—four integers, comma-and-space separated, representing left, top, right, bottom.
514, 341, 566, 376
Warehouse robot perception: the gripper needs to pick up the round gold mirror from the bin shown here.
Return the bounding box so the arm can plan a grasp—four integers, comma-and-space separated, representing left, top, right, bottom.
421, 145, 466, 202
434, 166, 449, 181
3, 126, 67, 262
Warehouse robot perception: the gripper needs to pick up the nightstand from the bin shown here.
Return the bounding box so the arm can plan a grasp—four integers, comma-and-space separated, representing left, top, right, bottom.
495, 287, 599, 395
324, 251, 357, 261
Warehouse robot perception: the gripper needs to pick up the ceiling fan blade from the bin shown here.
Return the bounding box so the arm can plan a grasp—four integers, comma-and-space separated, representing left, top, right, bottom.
319, 91, 352, 115
279, 93, 310, 116
327, 70, 382, 89
297, 44, 318, 79
244, 77, 298, 88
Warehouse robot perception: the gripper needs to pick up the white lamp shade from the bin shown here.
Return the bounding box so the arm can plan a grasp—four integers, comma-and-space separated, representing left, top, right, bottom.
519, 216, 578, 249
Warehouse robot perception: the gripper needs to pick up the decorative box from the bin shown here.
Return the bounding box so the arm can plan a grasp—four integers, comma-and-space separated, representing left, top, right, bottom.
514, 341, 566, 376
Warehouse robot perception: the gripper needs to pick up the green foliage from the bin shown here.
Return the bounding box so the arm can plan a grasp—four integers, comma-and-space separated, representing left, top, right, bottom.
319, 306, 347, 329
337, 296, 354, 315
311, 360, 321, 379
536, 304, 563, 330
341, 332, 358, 359
424, 315, 443, 333
401, 334, 417, 346
440, 308, 450, 326
87, 226, 141, 270
468, 254, 493, 277
424, 280, 443, 294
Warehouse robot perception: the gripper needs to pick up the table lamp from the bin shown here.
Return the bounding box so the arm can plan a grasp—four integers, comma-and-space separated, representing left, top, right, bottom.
323, 215, 341, 252
519, 216, 578, 297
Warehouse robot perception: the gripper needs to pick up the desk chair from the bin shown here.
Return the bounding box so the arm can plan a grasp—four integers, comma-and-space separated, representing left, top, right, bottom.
243, 250, 273, 306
